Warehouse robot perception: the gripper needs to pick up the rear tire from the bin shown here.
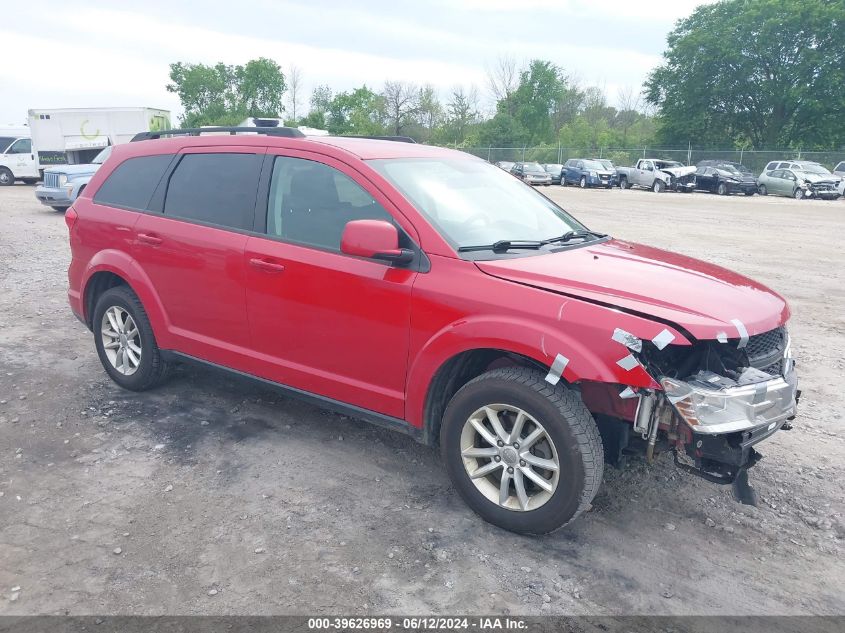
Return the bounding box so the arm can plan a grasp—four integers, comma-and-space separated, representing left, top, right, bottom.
51, 206, 67, 212
440, 367, 604, 534
744, 191, 755, 196
93, 286, 171, 391
0, 167, 14, 186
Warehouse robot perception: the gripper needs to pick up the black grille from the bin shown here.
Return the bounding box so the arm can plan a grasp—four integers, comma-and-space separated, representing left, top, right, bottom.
745, 327, 785, 359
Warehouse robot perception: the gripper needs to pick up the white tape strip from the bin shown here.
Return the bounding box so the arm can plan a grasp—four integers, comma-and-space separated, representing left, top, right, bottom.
731, 318, 749, 349
716, 331, 728, 344
616, 354, 640, 371
619, 386, 638, 399
651, 328, 675, 350
545, 353, 569, 386
612, 328, 642, 352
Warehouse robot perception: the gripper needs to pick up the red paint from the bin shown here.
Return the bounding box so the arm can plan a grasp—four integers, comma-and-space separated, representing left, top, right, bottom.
68, 135, 791, 433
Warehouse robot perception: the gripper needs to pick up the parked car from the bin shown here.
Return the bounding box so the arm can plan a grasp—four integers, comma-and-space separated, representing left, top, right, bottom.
67, 127, 798, 534
542, 163, 564, 185
616, 159, 696, 192
695, 160, 757, 196
834, 161, 845, 196
561, 159, 615, 188
757, 165, 841, 200
511, 162, 552, 186
495, 161, 514, 172
0, 135, 39, 186
591, 158, 618, 181
34, 146, 112, 211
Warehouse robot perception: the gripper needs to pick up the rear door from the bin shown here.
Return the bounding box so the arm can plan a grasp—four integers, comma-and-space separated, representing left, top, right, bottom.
241, 151, 419, 418
132, 148, 263, 364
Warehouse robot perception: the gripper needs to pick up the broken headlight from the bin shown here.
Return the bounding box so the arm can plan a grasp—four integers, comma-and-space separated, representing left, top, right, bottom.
660, 371, 796, 434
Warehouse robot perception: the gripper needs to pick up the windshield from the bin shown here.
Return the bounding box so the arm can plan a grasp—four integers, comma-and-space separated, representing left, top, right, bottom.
797, 163, 831, 175
370, 158, 587, 252
92, 146, 112, 164
0, 137, 16, 153
544, 164, 562, 173
523, 162, 544, 172
596, 160, 613, 169
583, 160, 605, 170
655, 161, 683, 168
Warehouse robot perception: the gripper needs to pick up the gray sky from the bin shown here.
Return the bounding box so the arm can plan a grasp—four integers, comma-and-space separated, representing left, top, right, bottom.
2, 0, 714, 125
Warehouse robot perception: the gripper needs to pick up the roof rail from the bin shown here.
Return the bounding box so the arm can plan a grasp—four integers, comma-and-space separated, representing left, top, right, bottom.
346, 135, 417, 144
131, 127, 306, 142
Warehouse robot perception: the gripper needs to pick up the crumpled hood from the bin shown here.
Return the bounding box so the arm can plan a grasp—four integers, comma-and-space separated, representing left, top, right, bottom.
799, 172, 839, 184
659, 165, 697, 178
44, 163, 100, 177
475, 239, 789, 340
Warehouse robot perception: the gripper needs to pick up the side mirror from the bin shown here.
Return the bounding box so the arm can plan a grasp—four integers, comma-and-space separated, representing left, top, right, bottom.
341, 219, 413, 265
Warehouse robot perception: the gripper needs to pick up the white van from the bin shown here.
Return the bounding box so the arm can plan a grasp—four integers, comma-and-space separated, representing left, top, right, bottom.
0, 128, 38, 186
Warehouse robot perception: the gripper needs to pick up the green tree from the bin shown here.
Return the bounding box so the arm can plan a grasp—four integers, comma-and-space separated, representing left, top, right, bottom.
645, 0, 845, 149
325, 86, 386, 135
167, 58, 286, 127
509, 60, 567, 143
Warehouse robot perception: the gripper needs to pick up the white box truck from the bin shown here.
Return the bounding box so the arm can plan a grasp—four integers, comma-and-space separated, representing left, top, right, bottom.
27, 107, 171, 168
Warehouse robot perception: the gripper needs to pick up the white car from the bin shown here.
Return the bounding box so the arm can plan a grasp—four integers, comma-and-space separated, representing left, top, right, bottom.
834, 161, 845, 196
0, 136, 39, 186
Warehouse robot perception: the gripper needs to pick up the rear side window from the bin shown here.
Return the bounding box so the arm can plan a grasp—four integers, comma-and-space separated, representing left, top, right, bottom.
163, 153, 262, 230
94, 154, 173, 210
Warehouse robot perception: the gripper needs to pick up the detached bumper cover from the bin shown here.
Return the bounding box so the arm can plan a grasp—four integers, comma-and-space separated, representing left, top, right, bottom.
35, 185, 73, 207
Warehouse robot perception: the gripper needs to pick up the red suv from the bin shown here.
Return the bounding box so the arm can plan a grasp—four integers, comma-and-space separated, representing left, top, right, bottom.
66, 127, 798, 534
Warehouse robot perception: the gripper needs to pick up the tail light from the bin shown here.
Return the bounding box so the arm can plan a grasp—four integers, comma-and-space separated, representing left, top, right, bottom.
65, 206, 78, 230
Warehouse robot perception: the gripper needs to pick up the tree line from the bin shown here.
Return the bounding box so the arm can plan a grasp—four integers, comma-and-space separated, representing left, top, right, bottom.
166, 0, 844, 152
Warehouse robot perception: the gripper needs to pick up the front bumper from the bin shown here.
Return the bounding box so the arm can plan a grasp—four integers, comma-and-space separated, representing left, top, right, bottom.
35, 185, 73, 208
526, 176, 552, 185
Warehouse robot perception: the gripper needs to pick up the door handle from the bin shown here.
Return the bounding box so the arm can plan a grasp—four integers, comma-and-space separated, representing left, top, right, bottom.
137, 233, 163, 246
249, 258, 285, 273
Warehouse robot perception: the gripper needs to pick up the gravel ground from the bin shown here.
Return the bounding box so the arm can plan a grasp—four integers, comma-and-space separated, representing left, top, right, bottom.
0, 183, 842, 616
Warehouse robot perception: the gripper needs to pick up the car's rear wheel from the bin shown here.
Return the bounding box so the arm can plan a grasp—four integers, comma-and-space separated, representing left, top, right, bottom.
93, 286, 171, 391
652, 180, 665, 193
579, 176, 587, 189
0, 167, 14, 186
758, 184, 768, 196
744, 190, 755, 196
717, 182, 728, 196
441, 367, 604, 534
51, 206, 67, 212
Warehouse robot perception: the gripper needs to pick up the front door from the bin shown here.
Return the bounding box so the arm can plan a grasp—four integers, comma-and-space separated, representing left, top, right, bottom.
5, 138, 37, 178
242, 152, 418, 418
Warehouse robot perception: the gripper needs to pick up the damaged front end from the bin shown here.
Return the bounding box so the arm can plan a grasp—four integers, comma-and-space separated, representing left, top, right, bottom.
629, 326, 799, 503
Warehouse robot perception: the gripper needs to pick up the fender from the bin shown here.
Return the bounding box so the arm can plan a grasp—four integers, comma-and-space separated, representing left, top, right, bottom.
404, 305, 687, 429
81, 250, 174, 347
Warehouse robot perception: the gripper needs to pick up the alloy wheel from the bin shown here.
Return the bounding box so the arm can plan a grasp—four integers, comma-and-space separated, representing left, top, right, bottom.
460, 404, 560, 512
100, 306, 142, 375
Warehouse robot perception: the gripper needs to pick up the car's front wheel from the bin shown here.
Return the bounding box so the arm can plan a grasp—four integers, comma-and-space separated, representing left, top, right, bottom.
717, 182, 728, 196
579, 176, 587, 188
758, 184, 768, 196
619, 176, 629, 189
93, 286, 171, 391
652, 179, 666, 193
0, 167, 14, 186
440, 367, 604, 534
794, 188, 805, 200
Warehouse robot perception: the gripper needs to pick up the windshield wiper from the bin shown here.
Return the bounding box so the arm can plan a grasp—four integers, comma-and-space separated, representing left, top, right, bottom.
457, 230, 608, 254
457, 240, 544, 253
541, 229, 607, 245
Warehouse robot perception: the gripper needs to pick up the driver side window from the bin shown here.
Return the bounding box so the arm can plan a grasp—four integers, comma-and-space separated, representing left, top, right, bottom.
7, 139, 31, 154
266, 156, 393, 251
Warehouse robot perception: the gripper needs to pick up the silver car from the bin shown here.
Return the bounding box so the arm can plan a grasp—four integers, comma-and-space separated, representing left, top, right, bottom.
34, 146, 111, 211
757, 163, 841, 200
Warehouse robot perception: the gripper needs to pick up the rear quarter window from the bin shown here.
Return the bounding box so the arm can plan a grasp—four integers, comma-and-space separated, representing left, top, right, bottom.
93, 154, 174, 211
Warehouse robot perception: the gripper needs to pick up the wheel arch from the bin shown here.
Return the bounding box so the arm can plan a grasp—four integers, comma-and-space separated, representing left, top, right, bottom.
80, 251, 171, 345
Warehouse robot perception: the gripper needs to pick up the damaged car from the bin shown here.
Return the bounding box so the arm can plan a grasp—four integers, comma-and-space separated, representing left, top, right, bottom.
695, 160, 757, 196
758, 162, 842, 200
616, 158, 696, 193
67, 127, 799, 534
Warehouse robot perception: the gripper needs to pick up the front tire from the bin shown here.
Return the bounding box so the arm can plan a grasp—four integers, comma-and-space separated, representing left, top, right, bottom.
93, 286, 171, 391
758, 184, 768, 196
619, 176, 629, 189
440, 367, 604, 534
794, 188, 805, 200
0, 167, 14, 186
652, 179, 666, 193
579, 176, 587, 189
717, 182, 728, 196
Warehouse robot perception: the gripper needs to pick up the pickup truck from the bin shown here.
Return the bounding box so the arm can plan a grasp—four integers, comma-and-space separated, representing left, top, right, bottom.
617, 159, 697, 193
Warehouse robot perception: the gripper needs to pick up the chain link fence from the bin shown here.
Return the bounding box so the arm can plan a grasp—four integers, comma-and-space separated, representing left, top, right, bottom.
459, 147, 844, 174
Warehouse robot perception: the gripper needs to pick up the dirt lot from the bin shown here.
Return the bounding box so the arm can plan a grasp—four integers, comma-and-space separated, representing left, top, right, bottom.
0, 183, 843, 616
